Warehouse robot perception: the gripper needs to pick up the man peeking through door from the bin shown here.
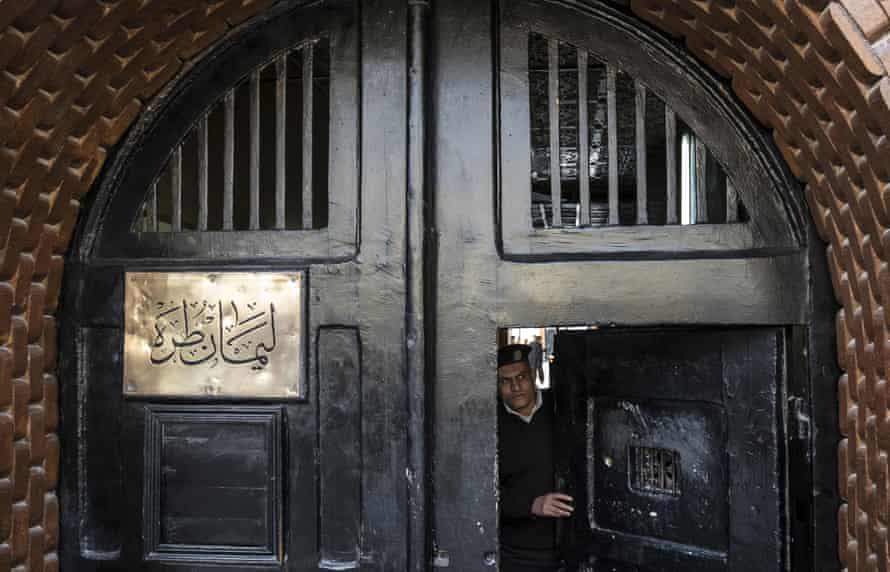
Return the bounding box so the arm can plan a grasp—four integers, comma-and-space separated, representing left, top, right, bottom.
498, 344, 574, 572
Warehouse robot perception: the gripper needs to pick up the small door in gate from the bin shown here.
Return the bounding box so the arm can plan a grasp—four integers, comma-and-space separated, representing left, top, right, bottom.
552, 328, 784, 572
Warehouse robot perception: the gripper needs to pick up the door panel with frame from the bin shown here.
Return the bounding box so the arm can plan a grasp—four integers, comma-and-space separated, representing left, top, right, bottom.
60, 1, 410, 570
552, 328, 784, 572
429, 0, 806, 570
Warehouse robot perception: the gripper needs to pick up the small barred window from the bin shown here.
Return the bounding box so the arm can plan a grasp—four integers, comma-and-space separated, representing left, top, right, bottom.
133, 38, 330, 233
629, 445, 682, 497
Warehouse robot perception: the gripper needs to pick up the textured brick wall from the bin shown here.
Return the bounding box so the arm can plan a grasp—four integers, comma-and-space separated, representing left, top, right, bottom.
628, 2, 890, 568
0, 0, 884, 570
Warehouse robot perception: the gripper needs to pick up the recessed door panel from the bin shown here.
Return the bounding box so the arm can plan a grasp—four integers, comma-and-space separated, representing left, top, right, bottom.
553, 328, 783, 572
594, 398, 728, 551
144, 406, 282, 563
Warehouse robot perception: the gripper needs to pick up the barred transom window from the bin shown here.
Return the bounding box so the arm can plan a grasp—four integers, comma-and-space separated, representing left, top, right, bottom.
133, 38, 331, 233
527, 32, 746, 229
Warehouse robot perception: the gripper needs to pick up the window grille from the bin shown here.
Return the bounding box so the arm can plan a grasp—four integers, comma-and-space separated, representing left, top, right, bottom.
133, 38, 330, 233
629, 445, 681, 496
527, 33, 746, 229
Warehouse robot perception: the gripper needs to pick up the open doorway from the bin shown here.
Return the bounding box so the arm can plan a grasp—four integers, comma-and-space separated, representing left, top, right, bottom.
499, 326, 602, 389
496, 325, 787, 572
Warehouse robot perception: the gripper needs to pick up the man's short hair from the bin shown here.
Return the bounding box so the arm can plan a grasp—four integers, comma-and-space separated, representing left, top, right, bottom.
498, 344, 531, 368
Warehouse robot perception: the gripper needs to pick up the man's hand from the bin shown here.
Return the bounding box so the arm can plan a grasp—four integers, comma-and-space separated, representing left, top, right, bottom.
531, 493, 574, 518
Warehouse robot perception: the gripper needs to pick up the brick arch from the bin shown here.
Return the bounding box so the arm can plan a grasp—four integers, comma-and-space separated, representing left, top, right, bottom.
0, 0, 881, 569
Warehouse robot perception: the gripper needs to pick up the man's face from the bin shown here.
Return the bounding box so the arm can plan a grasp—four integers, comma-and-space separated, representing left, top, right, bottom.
498, 361, 536, 416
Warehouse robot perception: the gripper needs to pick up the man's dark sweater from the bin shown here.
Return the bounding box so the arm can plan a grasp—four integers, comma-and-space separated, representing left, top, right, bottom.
498, 390, 557, 557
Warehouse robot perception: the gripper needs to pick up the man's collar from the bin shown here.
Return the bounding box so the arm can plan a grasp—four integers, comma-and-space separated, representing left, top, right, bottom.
503, 389, 543, 423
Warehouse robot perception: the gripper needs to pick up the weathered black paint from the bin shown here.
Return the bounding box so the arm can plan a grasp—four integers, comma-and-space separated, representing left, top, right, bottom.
498, 0, 803, 259
143, 405, 283, 563
61, 1, 410, 570
87, 0, 360, 263
407, 2, 432, 570
79, 327, 124, 557
56, 0, 837, 570
318, 327, 362, 566
804, 216, 842, 572
553, 328, 784, 571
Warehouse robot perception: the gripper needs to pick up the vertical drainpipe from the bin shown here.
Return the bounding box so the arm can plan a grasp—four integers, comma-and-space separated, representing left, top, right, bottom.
407, 1, 431, 571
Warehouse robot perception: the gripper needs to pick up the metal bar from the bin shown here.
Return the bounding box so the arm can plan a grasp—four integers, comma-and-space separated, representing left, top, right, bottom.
197, 114, 208, 231
634, 448, 640, 489
577, 50, 590, 226
607, 65, 618, 225
726, 178, 738, 222
148, 182, 157, 232
657, 450, 665, 490
695, 137, 708, 223
171, 146, 182, 232
223, 91, 235, 230
302, 44, 314, 229
407, 3, 430, 571
548, 37, 561, 227
665, 108, 678, 224
587, 398, 596, 515
635, 80, 647, 224
249, 69, 261, 230
275, 55, 287, 229
539, 203, 549, 229
681, 133, 693, 224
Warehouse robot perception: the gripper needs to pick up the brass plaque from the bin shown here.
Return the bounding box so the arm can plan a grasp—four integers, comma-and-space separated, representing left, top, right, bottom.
124, 272, 304, 398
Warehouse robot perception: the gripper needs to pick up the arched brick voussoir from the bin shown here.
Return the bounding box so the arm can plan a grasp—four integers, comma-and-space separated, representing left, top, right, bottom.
44, 4, 105, 54
820, 187, 865, 269
859, 237, 886, 308
23, 285, 44, 345
731, 73, 787, 137
860, 370, 883, 420
823, 5, 887, 83
1, 89, 55, 155
52, 204, 78, 256
729, 34, 788, 99
0, 2, 41, 37
41, 374, 56, 435
3, 55, 68, 128
806, 183, 834, 241
678, 2, 742, 56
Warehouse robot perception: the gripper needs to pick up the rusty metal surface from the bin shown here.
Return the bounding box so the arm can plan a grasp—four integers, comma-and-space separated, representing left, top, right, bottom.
124, 272, 303, 399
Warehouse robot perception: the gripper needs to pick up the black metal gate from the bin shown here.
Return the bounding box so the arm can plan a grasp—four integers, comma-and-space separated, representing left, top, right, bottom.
57, 0, 836, 570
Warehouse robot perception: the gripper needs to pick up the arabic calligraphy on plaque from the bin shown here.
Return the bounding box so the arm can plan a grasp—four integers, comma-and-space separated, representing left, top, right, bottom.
124, 272, 303, 398
148, 298, 277, 370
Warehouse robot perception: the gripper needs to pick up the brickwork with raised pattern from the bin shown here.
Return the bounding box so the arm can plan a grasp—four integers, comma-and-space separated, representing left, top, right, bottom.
0, 0, 884, 570
0, 1, 275, 569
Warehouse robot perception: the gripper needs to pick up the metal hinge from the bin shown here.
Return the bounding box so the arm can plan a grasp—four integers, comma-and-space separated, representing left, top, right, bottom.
788, 396, 811, 441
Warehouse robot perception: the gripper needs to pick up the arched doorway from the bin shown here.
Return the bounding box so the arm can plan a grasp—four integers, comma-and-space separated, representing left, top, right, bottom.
48, 0, 837, 570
